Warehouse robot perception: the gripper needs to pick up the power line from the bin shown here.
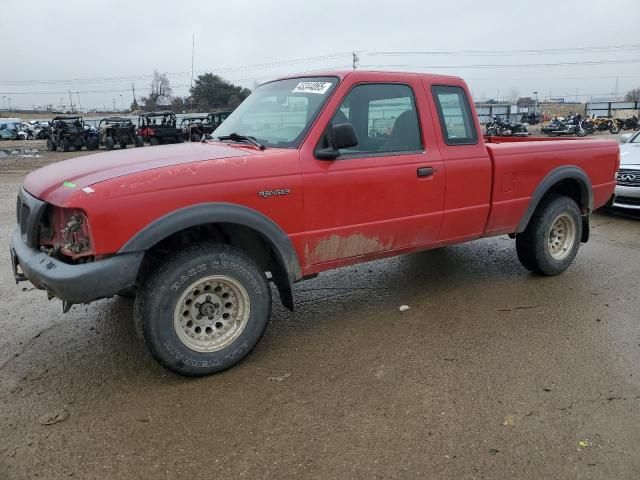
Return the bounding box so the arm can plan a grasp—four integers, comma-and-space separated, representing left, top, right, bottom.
360, 58, 640, 70
364, 43, 640, 57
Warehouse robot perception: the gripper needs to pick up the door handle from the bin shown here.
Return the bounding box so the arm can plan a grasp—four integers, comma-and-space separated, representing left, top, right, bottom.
417, 166, 434, 177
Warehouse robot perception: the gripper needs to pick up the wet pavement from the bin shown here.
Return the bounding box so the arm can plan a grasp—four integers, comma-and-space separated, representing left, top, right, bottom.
1, 149, 639, 479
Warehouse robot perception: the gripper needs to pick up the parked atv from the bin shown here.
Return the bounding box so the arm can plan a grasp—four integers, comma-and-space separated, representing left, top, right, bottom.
137, 111, 183, 145
47, 116, 87, 152
181, 116, 215, 142
207, 111, 231, 131
98, 117, 143, 150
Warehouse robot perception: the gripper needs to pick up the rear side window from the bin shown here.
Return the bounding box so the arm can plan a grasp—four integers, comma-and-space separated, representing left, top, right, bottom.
432, 85, 477, 145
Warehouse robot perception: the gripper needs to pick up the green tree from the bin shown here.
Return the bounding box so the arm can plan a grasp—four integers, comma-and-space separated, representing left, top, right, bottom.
189, 74, 250, 111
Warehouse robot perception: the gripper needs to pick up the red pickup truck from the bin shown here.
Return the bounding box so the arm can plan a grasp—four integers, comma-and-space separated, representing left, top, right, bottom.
11, 71, 619, 376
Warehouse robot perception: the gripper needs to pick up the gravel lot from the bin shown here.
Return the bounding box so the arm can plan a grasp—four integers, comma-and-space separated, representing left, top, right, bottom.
1, 135, 639, 479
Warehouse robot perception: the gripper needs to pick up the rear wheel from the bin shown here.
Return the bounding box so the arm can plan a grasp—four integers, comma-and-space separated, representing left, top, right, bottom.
135, 136, 144, 147
149, 136, 160, 146
516, 195, 582, 276
46, 138, 56, 151
120, 142, 128, 149
86, 137, 99, 150
191, 133, 201, 142
610, 125, 620, 134
134, 244, 271, 376
61, 139, 70, 152
105, 137, 115, 150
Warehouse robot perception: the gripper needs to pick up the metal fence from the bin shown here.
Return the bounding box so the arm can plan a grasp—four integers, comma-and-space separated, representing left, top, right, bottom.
474, 104, 522, 124
586, 101, 640, 118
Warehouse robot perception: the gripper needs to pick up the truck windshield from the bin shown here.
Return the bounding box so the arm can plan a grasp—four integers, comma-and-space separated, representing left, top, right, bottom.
213, 76, 338, 148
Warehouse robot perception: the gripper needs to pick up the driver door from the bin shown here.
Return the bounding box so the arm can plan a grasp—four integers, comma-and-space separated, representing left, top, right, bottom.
299, 81, 445, 268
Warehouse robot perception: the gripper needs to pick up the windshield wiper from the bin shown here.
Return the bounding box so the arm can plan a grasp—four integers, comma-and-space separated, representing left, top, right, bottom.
216, 133, 265, 150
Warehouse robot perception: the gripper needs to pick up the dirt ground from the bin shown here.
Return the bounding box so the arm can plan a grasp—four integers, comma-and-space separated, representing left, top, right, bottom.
1, 133, 639, 479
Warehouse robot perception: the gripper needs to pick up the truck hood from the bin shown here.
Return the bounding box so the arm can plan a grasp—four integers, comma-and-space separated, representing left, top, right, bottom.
619, 142, 640, 168
24, 142, 249, 202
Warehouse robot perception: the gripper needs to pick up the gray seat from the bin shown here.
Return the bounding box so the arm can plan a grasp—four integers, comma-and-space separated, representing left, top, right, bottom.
380, 110, 421, 152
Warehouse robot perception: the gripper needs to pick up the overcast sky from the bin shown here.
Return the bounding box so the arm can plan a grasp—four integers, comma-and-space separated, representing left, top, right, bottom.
1, 0, 639, 110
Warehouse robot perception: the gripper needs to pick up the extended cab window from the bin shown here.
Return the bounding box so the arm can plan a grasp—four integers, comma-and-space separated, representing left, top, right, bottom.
330, 83, 422, 155
432, 85, 478, 145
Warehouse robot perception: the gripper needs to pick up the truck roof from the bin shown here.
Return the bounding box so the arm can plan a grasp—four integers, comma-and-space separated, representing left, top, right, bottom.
271, 69, 464, 84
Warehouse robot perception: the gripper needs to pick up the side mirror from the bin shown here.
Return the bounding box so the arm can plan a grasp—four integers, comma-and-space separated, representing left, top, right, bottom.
620, 133, 633, 144
315, 123, 359, 160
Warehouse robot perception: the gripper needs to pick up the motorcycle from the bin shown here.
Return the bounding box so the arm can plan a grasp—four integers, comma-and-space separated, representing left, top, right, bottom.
615, 116, 640, 131
485, 115, 529, 136
593, 117, 619, 134
542, 115, 588, 137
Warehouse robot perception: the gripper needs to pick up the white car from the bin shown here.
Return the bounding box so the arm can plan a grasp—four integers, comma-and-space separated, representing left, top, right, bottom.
614, 132, 640, 210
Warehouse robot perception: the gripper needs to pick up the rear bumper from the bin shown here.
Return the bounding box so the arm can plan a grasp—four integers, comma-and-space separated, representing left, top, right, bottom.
11, 228, 144, 304
612, 185, 640, 210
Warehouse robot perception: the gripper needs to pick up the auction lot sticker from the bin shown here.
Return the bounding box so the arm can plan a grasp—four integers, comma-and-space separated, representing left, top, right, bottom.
292, 82, 333, 94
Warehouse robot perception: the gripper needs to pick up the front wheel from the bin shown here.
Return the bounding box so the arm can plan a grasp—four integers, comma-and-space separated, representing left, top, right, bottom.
149, 136, 160, 146
134, 244, 272, 376
610, 126, 620, 134
515, 195, 582, 276
135, 136, 144, 147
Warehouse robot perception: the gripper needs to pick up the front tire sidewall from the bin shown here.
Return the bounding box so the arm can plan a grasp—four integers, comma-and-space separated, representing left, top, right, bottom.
136, 247, 271, 376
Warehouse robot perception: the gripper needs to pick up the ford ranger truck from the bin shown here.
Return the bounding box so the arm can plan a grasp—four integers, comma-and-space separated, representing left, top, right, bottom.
10, 71, 619, 376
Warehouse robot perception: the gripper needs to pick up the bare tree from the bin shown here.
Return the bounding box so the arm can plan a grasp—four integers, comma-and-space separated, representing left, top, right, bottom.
141, 70, 173, 110
625, 87, 640, 102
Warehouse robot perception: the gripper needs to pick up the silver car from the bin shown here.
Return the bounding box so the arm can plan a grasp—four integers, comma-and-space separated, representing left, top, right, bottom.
614, 132, 640, 210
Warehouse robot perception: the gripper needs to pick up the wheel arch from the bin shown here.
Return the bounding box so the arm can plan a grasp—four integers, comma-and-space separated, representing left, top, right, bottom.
119, 203, 302, 310
516, 166, 593, 236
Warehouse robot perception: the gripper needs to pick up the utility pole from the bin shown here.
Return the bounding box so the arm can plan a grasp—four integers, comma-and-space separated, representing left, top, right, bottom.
2, 96, 5, 109
191, 34, 195, 88
533, 91, 539, 116
132, 83, 137, 107
113, 98, 116, 112
68, 90, 74, 113
352, 51, 359, 70
120, 95, 124, 111
76, 92, 81, 111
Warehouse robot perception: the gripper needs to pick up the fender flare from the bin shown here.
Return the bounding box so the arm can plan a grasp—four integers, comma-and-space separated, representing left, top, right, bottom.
119, 202, 302, 283
516, 165, 593, 233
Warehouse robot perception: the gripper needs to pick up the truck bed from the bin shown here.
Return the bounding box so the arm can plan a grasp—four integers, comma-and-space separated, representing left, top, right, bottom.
482, 137, 619, 236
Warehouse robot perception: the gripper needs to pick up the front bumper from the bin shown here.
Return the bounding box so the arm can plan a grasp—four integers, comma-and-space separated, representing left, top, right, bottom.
612, 185, 640, 210
11, 228, 144, 304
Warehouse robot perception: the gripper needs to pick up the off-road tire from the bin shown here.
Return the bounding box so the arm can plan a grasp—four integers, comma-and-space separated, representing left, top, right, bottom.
149, 137, 160, 146
120, 142, 127, 149
86, 138, 99, 150
61, 140, 70, 152
134, 244, 272, 376
516, 194, 582, 276
610, 126, 620, 134
46, 138, 56, 151
105, 137, 115, 150
191, 133, 200, 142
135, 136, 144, 147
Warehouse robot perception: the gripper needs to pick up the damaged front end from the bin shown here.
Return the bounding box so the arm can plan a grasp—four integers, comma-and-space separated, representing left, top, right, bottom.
39, 206, 95, 263
11, 187, 143, 313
